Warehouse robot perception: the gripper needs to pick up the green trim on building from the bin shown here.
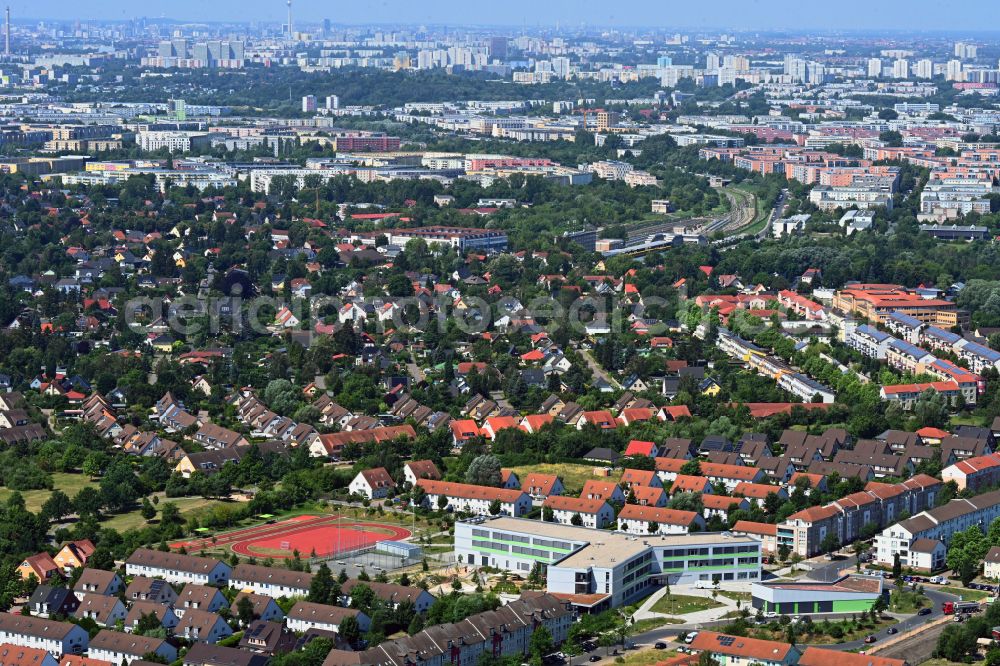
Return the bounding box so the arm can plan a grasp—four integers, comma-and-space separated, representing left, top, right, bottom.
832, 599, 875, 612
471, 536, 574, 554
470, 544, 557, 563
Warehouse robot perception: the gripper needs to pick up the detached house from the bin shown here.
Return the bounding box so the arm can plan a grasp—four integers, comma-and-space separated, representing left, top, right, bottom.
53, 541, 94, 573
402, 460, 442, 486
348, 467, 397, 500
17, 554, 58, 583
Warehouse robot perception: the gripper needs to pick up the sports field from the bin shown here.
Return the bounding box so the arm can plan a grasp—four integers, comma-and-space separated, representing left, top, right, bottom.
171, 514, 412, 559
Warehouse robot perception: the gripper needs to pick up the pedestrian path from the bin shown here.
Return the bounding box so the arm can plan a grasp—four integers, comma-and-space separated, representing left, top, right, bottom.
632, 585, 742, 625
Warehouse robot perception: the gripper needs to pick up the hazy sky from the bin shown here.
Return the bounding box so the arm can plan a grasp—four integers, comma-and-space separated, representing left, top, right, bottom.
21, 0, 997, 31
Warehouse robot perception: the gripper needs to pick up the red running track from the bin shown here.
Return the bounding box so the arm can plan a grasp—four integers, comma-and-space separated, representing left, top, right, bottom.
171, 514, 339, 551
230, 521, 412, 559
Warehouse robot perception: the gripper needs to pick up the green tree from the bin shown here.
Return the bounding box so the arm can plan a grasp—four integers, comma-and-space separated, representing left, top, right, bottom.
236, 595, 256, 626
309, 563, 334, 604
337, 616, 360, 648
41, 490, 73, 522
140, 498, 157, 521
529, 625, 554, 666
465, 455, 503, 487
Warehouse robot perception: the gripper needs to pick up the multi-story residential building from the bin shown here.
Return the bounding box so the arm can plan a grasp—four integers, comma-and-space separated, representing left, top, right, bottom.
880, 381, 965, 409
381, 226, 508, 253
874, 489, 1000, 569
941, 452, 1000, 491
321, 594, 574, 666
778, 475, 940, 557
885, 339, 936, 374
137, 131, 212, 153
919, 182, 992, 221
846, 325, 892, 359
731, 521, 778, 555
885, 312, 923, 343
808, 184, 893, 211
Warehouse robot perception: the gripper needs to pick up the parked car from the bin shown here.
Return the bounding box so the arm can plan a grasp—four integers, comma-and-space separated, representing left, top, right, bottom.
918, 608, 932, 616
589, 656, 600, 662
655, 643, 668, 650
887, 627, 898, 635
864, 635, 877, 644
685, 633, 699, 644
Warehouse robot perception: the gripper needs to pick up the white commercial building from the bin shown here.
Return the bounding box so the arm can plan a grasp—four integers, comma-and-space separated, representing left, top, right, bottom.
455, 516, 761, 610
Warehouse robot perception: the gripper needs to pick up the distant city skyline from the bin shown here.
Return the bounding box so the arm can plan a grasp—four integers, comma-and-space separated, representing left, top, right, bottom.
16, 0, 1000, 32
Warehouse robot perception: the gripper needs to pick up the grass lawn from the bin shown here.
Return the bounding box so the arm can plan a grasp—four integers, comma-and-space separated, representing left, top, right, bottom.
509, 462, 607, 495
0, 472, 98, 513
889, 589, 929, 613
650, 594, 723, 615
949, 413, 986, 428
102, 496, 229, 533
612, 649, 678, 666
632, 617, 684, 633
944, 586, 993, 602
716, 591, 751, 603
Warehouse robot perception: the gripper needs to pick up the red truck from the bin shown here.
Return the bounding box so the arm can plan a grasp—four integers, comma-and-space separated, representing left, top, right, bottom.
943, 601, 981, 615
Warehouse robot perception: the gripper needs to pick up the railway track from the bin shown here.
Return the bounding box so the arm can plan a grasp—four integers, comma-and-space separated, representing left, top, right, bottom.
870, 616, 950, 664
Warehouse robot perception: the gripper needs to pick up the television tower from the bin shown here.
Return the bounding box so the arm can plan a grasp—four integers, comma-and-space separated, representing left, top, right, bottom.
286, 0, 293, 39
5, 7, 10, 57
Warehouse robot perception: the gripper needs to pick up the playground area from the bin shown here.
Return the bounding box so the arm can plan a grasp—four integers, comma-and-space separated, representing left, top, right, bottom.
170, 514, 413, 561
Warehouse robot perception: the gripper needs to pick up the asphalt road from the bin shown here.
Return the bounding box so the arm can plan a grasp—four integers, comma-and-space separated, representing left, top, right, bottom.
565, 564, 965, 664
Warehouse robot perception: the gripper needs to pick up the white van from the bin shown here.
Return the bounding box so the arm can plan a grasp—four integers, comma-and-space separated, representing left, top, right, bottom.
694, 580, 718, 589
